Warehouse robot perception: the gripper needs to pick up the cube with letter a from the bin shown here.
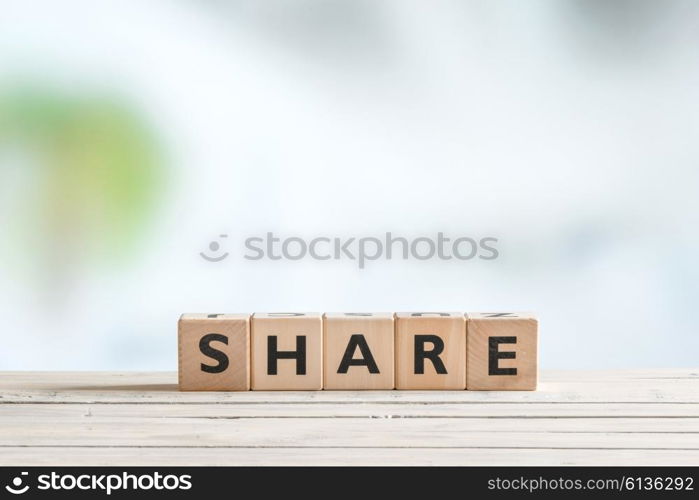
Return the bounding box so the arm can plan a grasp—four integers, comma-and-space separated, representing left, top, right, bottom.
395, 312, 466, 390
178, 313, 250, 391
466, 312, 538, 390
323, 312, 395, 390
251, 313, 323, 390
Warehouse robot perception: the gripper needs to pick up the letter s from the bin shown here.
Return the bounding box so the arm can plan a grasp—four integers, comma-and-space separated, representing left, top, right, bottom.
38, 475, 50, 490
179, 475, 192, 490
479, 237, 499, 260
244, 237, 265, 260
199, 334, 229, 373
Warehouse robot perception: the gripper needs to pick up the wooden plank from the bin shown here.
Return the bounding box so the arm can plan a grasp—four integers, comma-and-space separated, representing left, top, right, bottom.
1, 403, 699, 418
1, 414, 699, 432
2, 369, 698, 389
545, 369, 699, 381
1, 418, 698, 449
0, 447, 697, 466
1, 376, 698, 404
2, 388, 696, 404
1, 370, 698, 466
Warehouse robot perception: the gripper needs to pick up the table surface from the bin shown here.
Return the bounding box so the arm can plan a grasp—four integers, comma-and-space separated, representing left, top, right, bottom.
0, 369, 698, 466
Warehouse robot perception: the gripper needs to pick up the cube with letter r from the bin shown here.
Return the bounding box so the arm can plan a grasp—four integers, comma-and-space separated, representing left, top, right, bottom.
395, 312, 466, 390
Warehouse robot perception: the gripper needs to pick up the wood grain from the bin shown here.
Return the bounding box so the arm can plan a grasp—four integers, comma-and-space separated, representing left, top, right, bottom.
0, 370, 698, 465
395, 312, 466, 390
251, 313, 323, 390
323, 313, 394, 390
467, 312, 538, 390
178, 313, 250, 391
2, 447, 697, 466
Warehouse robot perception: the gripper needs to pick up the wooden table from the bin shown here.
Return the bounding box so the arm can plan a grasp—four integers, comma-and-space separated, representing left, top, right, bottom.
1, 370, 697, 466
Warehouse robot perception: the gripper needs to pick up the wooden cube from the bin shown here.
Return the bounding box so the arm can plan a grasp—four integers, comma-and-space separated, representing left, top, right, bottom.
178, 313, 250, 391
251, 313, 323, 390
466, 312, 538, 390
395, 312, 466, 390
323, 313, 395, 390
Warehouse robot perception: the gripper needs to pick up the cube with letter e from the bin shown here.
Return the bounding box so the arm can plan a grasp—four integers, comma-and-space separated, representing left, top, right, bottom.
466, 312, 538, 390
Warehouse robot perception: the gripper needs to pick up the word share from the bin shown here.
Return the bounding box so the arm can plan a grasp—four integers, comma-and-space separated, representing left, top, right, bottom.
178, 312, 538, 391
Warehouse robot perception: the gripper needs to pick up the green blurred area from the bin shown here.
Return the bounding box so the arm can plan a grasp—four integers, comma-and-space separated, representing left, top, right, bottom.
0, 87, 164, 265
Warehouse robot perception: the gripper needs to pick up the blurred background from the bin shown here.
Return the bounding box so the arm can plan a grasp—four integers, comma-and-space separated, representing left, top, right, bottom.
1, 0, 697, 370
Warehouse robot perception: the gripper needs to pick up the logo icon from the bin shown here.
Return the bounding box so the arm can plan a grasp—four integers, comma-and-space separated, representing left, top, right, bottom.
200, 234, 229, 262
5, 472, 29, 495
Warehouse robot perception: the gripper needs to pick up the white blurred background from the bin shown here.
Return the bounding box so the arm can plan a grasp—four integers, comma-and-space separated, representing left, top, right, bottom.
0, 0, 697, 370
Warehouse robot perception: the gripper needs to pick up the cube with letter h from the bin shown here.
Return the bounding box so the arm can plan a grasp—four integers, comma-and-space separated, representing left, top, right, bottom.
395, 312, 466, 390
466, 312, 538, 390
178, 313, 250, 391
251, 313, 323, 390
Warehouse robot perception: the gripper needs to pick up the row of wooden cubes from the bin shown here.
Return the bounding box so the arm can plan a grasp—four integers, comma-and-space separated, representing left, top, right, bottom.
178, 312, 538, 391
